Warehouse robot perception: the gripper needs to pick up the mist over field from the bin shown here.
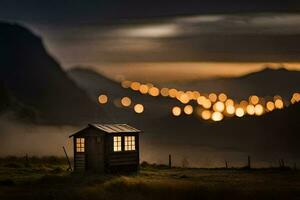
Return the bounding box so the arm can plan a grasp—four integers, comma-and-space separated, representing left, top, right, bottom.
0, 117, 78, 156
0, 115, 296, 168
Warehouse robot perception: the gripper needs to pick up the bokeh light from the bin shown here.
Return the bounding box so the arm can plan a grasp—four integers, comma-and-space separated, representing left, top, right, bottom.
226, 105, 235, 115
139, 84, 149, 94
201, 110, 211, 120
274, 99, 284, 109
160, 88, 169, 97
266, 101, 275, 111
209, 93, 218, 102
149, 87, 160, 96
254, 104, 264, 116
168, 88, 178, 98
179, 93, 190, 104
130, 81, 140, 91
225, 99, 234, 106
172, 106, 181, 116
213, 101, 225, 112
184, 105, 193, 115
291, 92, 300, 104
218, 93, 227, 102
134, 104, 144, 113
246, 104, 255, 115
250, 95, 259, 105
203, 99, 212, 109
235, 107, 245, 117
121, 97, 132, 107
98, 94, 108, 104
212, 112, 223, 121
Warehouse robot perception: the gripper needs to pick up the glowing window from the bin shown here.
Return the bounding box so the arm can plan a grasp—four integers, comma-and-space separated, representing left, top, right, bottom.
125, 136, 136, 151
76, 138, 85, 153
113, 136, 122, 152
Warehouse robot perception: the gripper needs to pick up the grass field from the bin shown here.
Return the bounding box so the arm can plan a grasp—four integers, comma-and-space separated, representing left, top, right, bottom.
0, 157, 299, 200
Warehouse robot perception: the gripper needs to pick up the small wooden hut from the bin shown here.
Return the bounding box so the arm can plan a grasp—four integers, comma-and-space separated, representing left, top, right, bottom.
69, 123, 141, 173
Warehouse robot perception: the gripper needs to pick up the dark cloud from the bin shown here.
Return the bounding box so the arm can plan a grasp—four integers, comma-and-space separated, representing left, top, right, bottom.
1, 1, 300, 68
25, 14, 300, 65
0, 0, 300, 24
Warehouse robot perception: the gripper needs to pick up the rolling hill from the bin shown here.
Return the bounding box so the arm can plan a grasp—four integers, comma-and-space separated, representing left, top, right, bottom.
168, 67, 300, 100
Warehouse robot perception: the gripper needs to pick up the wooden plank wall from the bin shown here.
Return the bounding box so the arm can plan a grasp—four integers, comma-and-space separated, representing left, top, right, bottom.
75, 154, 85, 171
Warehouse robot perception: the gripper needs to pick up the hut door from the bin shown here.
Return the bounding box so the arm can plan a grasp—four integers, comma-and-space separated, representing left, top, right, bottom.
86, 136, 104, 172
86, 136, 98, 171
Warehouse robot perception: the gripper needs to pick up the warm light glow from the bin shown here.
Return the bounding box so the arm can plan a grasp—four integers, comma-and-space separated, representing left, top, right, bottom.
225, 99, 234, 106
124, 136, 136, 151
250, 95, 259, 105
266, 101, 275, 111
203, 99, 212, 109
121, 97, 132, 107
179, 93, 190, 104
134, 104, 144, 113
186, 91, 194, 100
76, 138, 85, 152
213, 101, 225, 112
254, 104, 264, 116
240, 100, 248, 109
212, 112, 223, 121
209, 93, 218, 102
160, 88, 169, 97
193, 91, 201, 100
98, 94, 108, 104
226, 105, 235, 115
218, 93, 227, 102
121, 80, 132, 88
168, 88, 178, 98
113, 136, 122, 152
184, 105, 193, 115
172, 106, 181, 116
139, 84, 149, 94
130, 81, 141, 91
291, 92, 300, 104
235, 107, 245, 117
149, 87, 159, 96
274, 99, 284, 109
201, 110, 211, 120
197, 96, 205, 105
246, 104, 255, 115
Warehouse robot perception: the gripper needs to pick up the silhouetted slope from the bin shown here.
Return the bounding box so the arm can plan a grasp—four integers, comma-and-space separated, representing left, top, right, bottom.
0, 82, 37, 121
0, 22, 99, 124
68, 67, 131, 100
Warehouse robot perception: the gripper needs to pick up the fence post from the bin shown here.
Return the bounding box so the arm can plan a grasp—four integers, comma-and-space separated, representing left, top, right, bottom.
168, 154, 172, 168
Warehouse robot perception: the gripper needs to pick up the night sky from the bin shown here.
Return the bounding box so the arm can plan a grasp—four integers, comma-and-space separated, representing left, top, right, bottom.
1, 0, 300, 81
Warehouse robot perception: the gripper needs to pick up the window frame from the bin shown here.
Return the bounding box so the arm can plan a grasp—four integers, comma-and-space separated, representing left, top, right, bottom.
76, 137, 85, 153
124, 135, 136, 151
113, 136, 122, 152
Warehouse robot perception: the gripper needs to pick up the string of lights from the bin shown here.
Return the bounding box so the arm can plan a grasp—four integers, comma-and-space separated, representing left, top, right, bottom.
97, 80, 300, 122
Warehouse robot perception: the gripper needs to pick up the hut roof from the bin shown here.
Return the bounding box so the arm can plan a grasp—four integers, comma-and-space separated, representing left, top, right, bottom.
89, 123, 141, 133
69, 123, 141, 137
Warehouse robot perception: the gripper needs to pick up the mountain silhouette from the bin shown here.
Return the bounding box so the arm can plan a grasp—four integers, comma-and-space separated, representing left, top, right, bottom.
0, 22, 99, 124
169, 67, 300, 100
